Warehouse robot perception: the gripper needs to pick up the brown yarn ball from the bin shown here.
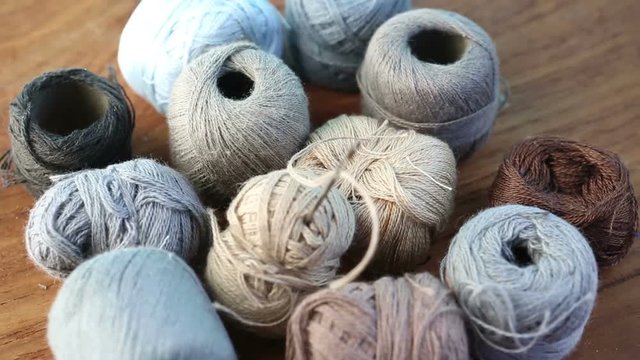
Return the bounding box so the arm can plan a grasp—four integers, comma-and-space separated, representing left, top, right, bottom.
286, 273, 469, 360
489, 137, 638, 266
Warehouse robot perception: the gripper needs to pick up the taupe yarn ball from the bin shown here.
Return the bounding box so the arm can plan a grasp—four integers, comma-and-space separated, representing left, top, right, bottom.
358, 8, 501, 159
294, 115, 457, 274
168, 41, 310, 204
286, 273, 470, 360
204, 169, 355, 336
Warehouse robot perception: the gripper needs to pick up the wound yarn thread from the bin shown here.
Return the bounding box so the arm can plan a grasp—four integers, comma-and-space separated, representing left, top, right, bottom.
3, 68, 134, 197
441, 205, 598, 360
118, 0, 284, 114
284, 0, 410, 91
26, 159, 207, 278
286, 272, 469, 360
489, 137, 638, 267
204, 169, 355, 336
293, 115, 456, 274
48, 248, 237, 360
358, 8, 501, 159
168, 42, 310, 204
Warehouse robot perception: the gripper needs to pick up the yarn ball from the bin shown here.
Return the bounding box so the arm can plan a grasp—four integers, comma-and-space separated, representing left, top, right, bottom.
489, 137, 638, 267
5, 68, 133, 197
294, 115, 456, 273
26, 159, 207, 278
441, 205, 598, 360
286, 272, 469, 360
168, 41, 310, 204
204, 169, 355, 336
118, 0, 284, 114
285, 0, 410, 91
358, 8, 501, 159
48, 248, 237, 360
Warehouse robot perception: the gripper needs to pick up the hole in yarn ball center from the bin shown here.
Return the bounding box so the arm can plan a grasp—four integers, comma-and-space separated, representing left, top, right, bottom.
217, 70, 254, 100
538, 155, 598, 195
409, 29, 467, 65
502, 237, 535, 267
33, 81, 107, 136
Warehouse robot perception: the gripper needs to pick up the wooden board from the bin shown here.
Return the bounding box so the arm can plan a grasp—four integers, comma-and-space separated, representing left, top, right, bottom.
0, 0, 638, 359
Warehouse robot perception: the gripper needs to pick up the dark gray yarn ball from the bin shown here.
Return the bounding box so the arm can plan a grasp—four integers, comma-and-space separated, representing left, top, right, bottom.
6, 68, 134, 197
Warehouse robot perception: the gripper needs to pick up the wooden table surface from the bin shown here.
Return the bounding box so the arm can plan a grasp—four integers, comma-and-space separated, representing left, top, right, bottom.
1, 0, 638, 359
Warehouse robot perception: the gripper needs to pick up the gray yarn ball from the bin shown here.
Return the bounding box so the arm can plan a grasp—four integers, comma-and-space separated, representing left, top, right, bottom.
285, 0, 410, 91
5, 68, 134, 197
48, 248, 237, 360
358, 8, 501, 159
168, 41, 310, 204
441, 205, 598, 360
26, 159, 207, 278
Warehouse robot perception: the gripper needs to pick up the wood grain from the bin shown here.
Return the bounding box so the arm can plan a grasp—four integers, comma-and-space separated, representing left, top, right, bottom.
0, 0, 638, 359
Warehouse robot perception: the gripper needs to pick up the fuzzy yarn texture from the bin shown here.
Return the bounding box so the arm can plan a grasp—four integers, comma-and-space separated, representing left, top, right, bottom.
118, 0, 284, 114
293, 115, 456, 274
358, 8, 501, 159
26, 159, 207, 278
204, 169, 355, 336
489, 137, 638, 267
168, 42, 310, 204
287, 273, 469, 360
48, 248, 237, 360
3, 68, 133, 197
441, 205, 598, 360
285, 0, 410, 91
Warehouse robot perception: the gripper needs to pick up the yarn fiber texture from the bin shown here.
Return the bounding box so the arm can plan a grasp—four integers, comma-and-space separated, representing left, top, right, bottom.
48, 248, 237, 360
441, 205, 598, 360
358, 8, 501, 159
26, 159, 207, 278
5, 68, 134, 197
294, 115, 456, 274
168, 41, 310, 204
118, 0, 284, 114
285, 0, 410, 91
489, 137, 638, 267
286, 272, 469, 360
204, 169, 355, 336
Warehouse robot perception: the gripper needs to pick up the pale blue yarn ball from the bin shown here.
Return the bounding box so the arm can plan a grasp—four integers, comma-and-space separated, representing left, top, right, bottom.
118, 0, 284, 114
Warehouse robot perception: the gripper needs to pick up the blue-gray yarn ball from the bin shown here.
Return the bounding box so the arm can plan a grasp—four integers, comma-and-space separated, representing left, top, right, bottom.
48, 248, 237, 360
285, 0, 411, 91
26, 159, 207, 278
441, 205, 598, 360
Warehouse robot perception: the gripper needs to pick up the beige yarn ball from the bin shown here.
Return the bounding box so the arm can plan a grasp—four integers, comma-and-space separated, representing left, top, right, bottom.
286, 273, 470, 360
294, 115, 457, 274
168, 41, 310, 204
204, 169, 355, 336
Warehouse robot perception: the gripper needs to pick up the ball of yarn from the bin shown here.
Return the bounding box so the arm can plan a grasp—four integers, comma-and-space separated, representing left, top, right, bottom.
489, 137, 638, 267
204, 169, 355, 336
294, 115, 456, 273
5, 68, 134, 197
286, 272, 469, 360
48, 248, 237, 360
285, 0, 410, 91
118, 0, 284, 114
358, 8, 501, 159
168, 41, 310, 203
26, 159, 207, 278
441, 205, 598, 360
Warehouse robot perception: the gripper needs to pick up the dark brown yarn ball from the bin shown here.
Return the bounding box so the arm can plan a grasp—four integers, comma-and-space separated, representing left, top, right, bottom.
489, 136, 638, 266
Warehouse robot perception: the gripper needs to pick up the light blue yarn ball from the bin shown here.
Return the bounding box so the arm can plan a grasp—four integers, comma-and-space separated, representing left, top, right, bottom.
48, 248, 237, 360
441, 205, 598, 360
118, 0, 284, 114
285, 0, 411, 91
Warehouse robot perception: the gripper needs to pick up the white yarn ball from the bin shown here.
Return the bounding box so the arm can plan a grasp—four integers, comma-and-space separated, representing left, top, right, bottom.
118, 0, 284, 114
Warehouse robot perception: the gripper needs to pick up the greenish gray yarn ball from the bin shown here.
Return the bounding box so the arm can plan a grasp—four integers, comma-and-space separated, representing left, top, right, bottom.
26, 159, 207, 278
48, 248, 237, 360
441, 205, 598, 360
